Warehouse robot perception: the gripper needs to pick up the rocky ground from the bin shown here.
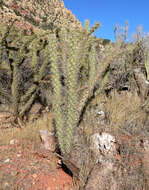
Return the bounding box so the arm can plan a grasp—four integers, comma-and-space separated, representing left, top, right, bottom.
0, 92, 149, 190
0, 111, 73, 190
0, 131, 72, 190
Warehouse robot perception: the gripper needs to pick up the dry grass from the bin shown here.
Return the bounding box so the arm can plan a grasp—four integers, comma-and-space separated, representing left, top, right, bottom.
78, 93, 108, 144
105, 90, 147, 133
75, 89, 147, 143
78, 90, 149, 190
0, 112, 55, 149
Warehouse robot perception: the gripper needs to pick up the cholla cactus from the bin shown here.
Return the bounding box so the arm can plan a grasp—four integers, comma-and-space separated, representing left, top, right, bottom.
48, 19, 124, 158
65, 29, 78, 155
48, 32, 65, 155
48, 20, 112, 158
11, 54, 20, 117
0, 23, 52, 120
143, 36, 149, 81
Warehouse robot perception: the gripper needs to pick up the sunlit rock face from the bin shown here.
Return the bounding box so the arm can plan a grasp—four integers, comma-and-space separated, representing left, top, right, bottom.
90, 132, 117, 163
0, 0, 82, 34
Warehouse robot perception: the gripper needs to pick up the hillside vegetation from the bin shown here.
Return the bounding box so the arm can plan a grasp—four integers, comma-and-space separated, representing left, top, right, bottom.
0, 0, 149, 189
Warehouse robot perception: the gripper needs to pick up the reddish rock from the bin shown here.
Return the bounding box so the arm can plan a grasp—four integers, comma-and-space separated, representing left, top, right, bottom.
0, 0, 82, 34
29, 169, 72, 190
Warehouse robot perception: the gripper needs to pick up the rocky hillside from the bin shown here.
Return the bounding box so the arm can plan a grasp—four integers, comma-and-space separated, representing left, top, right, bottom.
0, 1, 149, 189
0, 0, 82, 34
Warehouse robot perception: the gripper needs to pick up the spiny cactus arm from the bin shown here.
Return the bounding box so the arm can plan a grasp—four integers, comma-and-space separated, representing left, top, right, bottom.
20, 84, 37, 103
0, 60, 12, 75
38, 48, 49, 81
84, 20, 90, 32
30, 39, 39, 82
19, 90, 38, 117
65, 29, 78, 156
59, 19, 68, 79
95, 70, 110, 96
77, 43, 96, 115
78, 42, 122, 115
77, 45, 96, 115
76, 20, 97, 84
48, 33, 65, 155
11, 58, 19, 117
88, 22, 101, 35
78, 88, 90, 114
30, 34, 49, 82
0, 42, 2, 62
76, 35, 91, 82
20, 33, 50, 117
0, 85, 12, 102
93, 43, 123, 86
88, 44, 96, 89
145, 51, 149, 81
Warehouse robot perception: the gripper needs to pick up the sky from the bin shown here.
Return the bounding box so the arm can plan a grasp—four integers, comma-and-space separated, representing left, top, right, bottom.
63, 0, 149, 42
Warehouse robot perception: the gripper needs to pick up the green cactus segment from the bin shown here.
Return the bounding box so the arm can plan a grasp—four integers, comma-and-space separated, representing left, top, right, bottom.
59, 19, 68, 80
145, 52, 149, 81
39, 49, 49, 81
11, 58, 20, 117
88, 22, 101, 35
31, 41, 39, 83
19, 90, 38, 117
48, 33, 65, 155
0, 83, 12, 102
88, 44, 96, 90
77, 21, 92, 84
65, 30, 78, 155
84, 20, 90, 32
20, 84, 37, 103
95, 71, 110, 96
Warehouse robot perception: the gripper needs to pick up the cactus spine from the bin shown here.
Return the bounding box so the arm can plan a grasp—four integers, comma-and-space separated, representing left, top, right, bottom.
49, 33, 65, 155
11, 55, 20, 117
88, 43, 96, 89
145, 51, 149, 81
65, 29, 78, 156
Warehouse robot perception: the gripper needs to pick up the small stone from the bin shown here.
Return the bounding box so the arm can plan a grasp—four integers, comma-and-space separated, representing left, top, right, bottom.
17, 154, 21, 157
10, 139, 18, 145
4, 158, 10, 163
39, 130, 56, 152
32, 173, 38, 179
96, 110, 105, 119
